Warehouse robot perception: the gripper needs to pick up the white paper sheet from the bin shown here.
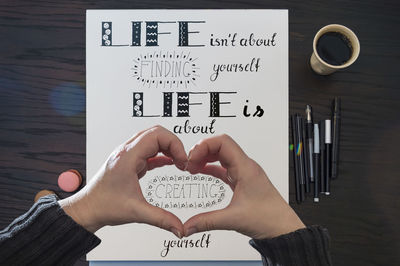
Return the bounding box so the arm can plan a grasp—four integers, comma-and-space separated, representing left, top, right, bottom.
86, 9, 288, 261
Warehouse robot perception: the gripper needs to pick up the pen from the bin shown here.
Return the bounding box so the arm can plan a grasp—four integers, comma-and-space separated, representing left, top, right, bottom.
325, 119, 332, 195
291, 115, 301, 203
295, 114, 306, 201
313, 123, 320, 202
331, 97, 341, 179
305, 105, 314, 183
301, 118, 310, 194
319, 121, 326, 194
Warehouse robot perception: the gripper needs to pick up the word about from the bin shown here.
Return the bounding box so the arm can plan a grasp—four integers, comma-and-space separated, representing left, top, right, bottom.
173, 119, 216, 135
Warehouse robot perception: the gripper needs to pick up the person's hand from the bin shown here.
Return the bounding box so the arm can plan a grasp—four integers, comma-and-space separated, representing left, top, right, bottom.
59, 126, 188, 238
184, 134, 305, 240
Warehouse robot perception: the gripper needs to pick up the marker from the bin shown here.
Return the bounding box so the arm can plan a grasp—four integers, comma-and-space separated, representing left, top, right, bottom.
291, 115, 301, 203
313, 124, 320, 202
319, 121, 326, 194
325, 119, 332, 195
295, 114, 306, 201
331, 97, 341, 179
305, 105, 314, 182
301, 118, 310, 194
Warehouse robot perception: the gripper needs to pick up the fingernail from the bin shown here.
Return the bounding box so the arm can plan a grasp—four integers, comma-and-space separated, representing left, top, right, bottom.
185, 227, 197, 237
171, 227, 182, 239
227, 174, 233, 183
183, 161, 189, 171
176, 162, 187, 170
187, 150, 193, 161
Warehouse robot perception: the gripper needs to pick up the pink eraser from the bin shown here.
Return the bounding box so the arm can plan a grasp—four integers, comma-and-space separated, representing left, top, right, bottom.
58, 170, 82, 192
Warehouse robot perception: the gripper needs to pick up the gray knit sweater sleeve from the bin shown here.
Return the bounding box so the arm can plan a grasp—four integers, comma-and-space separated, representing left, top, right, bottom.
0, 195, 332, 265
250, 225, 333, 266
0, 194, 101, 265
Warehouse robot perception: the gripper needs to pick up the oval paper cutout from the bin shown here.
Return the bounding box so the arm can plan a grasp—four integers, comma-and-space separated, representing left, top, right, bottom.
132, 51, 199, 88
144, 175, 226, 209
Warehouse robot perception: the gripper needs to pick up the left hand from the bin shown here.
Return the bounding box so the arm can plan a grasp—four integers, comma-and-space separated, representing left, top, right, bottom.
183, 134, 305, 239
59, 125, 188, 238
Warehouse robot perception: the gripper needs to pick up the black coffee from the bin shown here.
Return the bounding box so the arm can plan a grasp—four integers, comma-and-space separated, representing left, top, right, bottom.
316, 31, 353, 66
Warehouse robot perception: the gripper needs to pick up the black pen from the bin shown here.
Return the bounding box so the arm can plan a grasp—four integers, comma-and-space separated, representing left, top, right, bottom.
331, 97, 341, 179
313, 123, 320, 202
325, 119, 331, 195
301, 118, 310, 194
296, 115, 306, 201
319, 121, 326, 194
305, 105, 314, 183
291, 115, 301, 203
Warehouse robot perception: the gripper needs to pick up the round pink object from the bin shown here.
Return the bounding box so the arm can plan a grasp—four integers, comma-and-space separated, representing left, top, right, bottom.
58, 170, 82, 192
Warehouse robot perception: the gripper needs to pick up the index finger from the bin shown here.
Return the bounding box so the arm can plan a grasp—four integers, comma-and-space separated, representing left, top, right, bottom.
129, 125, 188, 169
187, 134, 248, 180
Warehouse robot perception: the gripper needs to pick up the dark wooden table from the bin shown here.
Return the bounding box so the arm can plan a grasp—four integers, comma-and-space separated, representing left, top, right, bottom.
1, 1, 399, 265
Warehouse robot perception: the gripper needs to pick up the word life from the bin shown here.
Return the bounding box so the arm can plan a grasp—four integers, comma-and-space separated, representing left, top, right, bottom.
101, 21, 205, 47
132, 92, 264, 118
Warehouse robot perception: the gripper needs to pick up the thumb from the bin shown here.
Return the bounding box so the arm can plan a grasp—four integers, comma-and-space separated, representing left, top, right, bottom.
136, 202, 184, 239
183, 208, 235, 237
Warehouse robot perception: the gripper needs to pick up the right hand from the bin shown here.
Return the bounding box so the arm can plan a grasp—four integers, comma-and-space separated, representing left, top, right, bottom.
59, 126, 187, 237
184, 134, 305, 240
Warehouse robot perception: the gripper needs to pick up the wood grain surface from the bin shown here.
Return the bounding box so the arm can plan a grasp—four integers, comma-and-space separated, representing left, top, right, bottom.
0, 0, 399, 265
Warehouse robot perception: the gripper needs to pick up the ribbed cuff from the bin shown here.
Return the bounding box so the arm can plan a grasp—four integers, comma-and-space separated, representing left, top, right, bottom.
249, 225, 332, 266
0, 194, 101, 265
